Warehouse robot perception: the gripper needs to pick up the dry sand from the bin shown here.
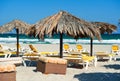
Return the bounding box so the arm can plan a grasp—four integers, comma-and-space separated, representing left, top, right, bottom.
16, 60, 120, 81
2, 43, 113, 53
1, 44, 120, 81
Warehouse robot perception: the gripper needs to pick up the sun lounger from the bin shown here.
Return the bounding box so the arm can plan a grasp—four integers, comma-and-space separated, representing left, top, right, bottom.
40, 52, 58, 56
95, 52, 116, 61
0, 50, 11, 58
82, 55, 97, 67
22, 51, 59, 66
29, 44, 39, 53
76, 44, 83, 52
111, 45, 120, 60
22, 52, 40, 66
64, 54, 97, 70
0, 57, 26, 66
111, 44, 120, 55
0, 44, 10, 50
9, 44, 29, 56
63, 44, 70, 53
0, 44, 12, 58
29, 44, 58, 56
22, 44, 59, 66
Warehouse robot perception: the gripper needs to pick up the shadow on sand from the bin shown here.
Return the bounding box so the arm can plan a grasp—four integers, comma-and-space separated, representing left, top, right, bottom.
104, 64, 120, 70
74, 72, 120, 81
25, 60, 37, 67
67, 64, 84, 69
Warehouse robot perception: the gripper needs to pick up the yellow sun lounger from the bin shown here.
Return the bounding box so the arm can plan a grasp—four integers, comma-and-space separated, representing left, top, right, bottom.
29, 44, 39, 53
0, 50, 11, 58
40, 52, 58, 55
76, 44, 83, 52
63, 44, 70, 53
23, 44, 59, 66
111, 44, 120, 55
95, 52, 116, 61
64, 54, 97, 70
29, 44, 58, 56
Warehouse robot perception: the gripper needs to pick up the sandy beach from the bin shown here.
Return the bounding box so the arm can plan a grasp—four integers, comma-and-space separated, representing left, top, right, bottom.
2, 43, 113, 53
1, 43, 120, 81
16, 60, 120, 81
0, 0, 120, 81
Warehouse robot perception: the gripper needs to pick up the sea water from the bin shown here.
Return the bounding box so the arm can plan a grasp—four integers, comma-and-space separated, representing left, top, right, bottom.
0, 34, 120, 45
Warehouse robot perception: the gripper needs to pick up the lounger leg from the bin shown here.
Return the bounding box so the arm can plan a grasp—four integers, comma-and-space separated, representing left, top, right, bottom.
22, 60, 26, 67
7, 54, 12, 58
28, 61, 32, 66
22, 58, 26, 67
114, 57, 116, 61
94, 57, 97, 67
82, 62, 85, 68
85, 61, 89, 70
4, 54, 8, 58
109, 56, 112, 61
83, 61, 89, 70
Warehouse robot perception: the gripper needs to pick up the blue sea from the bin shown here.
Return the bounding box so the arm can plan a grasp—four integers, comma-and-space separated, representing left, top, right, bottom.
0, 34, 120, 45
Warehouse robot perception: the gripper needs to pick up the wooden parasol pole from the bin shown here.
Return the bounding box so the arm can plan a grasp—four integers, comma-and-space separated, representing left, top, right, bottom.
60, 33, 63, 58
16, 28, 19, 57
90, 38, 93, 56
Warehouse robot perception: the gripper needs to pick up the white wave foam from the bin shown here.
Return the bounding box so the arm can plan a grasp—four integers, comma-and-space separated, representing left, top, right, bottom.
0, 38, 120, 44
45, 39, 120, 44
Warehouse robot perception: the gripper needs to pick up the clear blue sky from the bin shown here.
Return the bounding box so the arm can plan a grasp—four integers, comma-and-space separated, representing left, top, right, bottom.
0, 0, 120, 33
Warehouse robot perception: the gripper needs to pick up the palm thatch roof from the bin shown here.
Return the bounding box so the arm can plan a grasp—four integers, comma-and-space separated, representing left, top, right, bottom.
27, 11, 101, 40
0, 19, 32, 57
0, 19, 31, 34
25, 25, 36, 37
89, 22, 117, 56
91, 22, 117, 34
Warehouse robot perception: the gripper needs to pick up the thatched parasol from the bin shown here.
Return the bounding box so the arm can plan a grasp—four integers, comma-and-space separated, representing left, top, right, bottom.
92, 22, 117, 34
90, 22, 117, 55
0, 20, 31, 33
26, 11, 101, 58
0, 19, 31, 56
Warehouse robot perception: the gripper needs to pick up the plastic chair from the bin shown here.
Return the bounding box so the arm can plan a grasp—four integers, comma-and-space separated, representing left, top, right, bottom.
0, 57, 26, 66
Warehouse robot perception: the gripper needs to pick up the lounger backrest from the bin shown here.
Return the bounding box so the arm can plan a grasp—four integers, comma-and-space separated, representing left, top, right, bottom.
112, 45, 119, 52
0, 44, 3, 50
76, 44, 83, 51
63, 44, 69, 51
29, 44, 38, 53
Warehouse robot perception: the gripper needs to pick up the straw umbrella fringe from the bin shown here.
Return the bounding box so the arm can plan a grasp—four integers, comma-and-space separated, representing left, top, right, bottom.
0, 20, 31, 33
26, 11, 101, 58
0, 19, 31, 56
91, 22, 117, 34
90, 22, 117, 56
25, 25, 36, 37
